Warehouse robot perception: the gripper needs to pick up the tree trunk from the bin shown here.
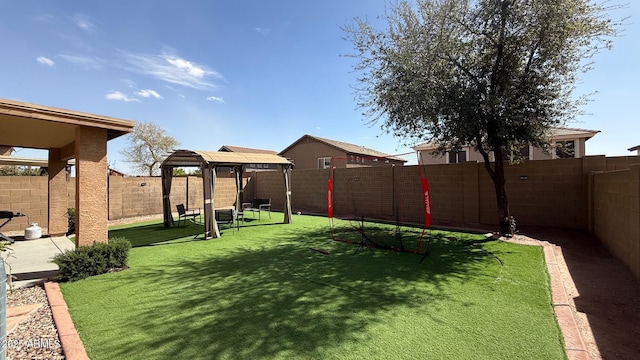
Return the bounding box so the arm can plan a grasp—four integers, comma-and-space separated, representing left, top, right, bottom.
492, 148, 512, 236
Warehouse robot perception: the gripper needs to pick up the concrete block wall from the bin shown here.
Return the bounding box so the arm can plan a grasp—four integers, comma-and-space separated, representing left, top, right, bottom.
331, 166, 395, 219
246, 156, 638, 232
290, 169, 331, 213
0, 176, 49, 232
244, 170, 287, 210
426, 164, 466, 224
604, 156, 640, 171
395, 166, 425, 225
0, 176, 242, 233
478, 158, 586, 229
592, 165, 640, 280
107, 175, 238, 219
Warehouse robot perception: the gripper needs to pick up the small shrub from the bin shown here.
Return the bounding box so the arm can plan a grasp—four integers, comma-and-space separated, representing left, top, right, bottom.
53, 237, 132, 282
66, 208, 76, 236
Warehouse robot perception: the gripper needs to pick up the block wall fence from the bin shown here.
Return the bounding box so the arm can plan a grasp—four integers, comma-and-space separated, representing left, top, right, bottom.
1, 156, 638, 280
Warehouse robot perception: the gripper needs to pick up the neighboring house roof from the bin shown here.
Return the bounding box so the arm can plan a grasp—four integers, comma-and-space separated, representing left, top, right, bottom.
280, 134, 407, 162
219, 145, 278, 155
549, 127, 599, 141
0, 146, 13, 156
628, 145, 640, 152
108, 168, 126, 176
412, 126, 600, 151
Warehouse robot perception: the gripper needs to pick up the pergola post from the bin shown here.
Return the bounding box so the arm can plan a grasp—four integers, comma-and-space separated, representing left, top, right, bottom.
161, 165, 174, 228
283, 165, 293, 224
235, 165, 243, 210
203, 165, 220, 239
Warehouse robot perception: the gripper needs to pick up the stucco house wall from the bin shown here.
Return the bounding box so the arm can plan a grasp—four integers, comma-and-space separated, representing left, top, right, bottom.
415, 128, 597, 164
280, 140, 347, 170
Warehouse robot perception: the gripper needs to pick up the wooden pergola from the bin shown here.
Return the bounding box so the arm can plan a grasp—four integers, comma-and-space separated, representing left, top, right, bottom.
161, 149, 293, 239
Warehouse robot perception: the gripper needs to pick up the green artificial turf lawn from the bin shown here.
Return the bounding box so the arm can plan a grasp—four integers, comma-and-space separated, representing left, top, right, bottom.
60, 214, 566, 360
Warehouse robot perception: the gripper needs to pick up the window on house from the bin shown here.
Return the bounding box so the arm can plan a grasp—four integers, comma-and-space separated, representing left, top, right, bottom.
448, 150, 467, 164
510, 143, 530, 162
318, 157, 332, 169
556, 140, 575, 159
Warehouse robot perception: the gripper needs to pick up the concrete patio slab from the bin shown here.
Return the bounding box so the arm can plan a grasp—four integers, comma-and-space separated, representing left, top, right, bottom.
2, 235, 75, 288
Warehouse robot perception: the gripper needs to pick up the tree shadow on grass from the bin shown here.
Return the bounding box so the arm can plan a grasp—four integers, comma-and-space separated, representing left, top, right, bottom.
76, 223, 511, 360
108, 213, 289, 248
108, 221, 205, 247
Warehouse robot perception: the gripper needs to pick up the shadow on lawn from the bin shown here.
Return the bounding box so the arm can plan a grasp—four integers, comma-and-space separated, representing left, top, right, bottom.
98, 223, 503, 359
109, 220, 256, 247
109, 216, 286, 247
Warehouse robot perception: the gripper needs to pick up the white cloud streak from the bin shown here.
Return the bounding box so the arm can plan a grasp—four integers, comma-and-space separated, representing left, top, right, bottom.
206, 96, 224, 103
121, 50, 223, 90
137, 89, 163, 99
58, 54, 103, 69
105, 91, 140, 102
73, 14, 96, 32
36, 56, 55, 66
255, 27, 271, 36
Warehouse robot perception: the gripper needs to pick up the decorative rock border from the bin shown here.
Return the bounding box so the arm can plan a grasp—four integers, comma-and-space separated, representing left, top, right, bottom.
44, 282, 90, 360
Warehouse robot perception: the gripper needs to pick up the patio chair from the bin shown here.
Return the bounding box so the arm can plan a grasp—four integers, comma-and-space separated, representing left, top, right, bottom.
215, 209, 236, 234
176, 204, 201, 227
242, 198, 271, 220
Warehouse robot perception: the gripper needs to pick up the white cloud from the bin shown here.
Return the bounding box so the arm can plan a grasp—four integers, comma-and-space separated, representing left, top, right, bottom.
255, 27, 271, 36
121, 50, 223, 90
73, 14, 96, 32
137, 89, 163, 99
36, 56, 55, 66
206, 96, 224, 103
58, 54, 103, 69
105, 91, 139, 102
166, 57, 205, 78
34, 14, 54, 22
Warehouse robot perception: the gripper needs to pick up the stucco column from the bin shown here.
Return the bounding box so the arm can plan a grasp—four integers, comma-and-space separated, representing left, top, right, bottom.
75, 126, 108, 247
47, 148, 69, 236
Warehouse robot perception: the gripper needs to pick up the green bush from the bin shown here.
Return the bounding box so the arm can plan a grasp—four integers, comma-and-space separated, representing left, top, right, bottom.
66, 208, 76, 236
53, 237, 132, 282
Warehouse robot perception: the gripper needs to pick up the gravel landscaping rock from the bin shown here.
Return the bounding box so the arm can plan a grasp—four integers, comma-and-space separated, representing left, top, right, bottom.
6, 285, 64, 360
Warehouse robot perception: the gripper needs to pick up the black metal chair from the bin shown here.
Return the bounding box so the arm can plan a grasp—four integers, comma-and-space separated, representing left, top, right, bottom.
176, 204, 201, 227
215, 209, 236, 234
0, 210, 25, 243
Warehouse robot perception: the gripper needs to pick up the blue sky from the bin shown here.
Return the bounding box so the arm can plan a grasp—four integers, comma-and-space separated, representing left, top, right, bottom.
0, 1, 637, 174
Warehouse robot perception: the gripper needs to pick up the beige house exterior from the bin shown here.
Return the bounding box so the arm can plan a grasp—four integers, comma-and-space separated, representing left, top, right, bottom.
0, 98, 134, 246
279, 134, 406, 170
413, 127, 599, 165
628, 145, 640, 156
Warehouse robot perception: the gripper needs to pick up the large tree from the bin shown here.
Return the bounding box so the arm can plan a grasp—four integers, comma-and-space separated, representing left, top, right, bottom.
120, 122, 179, 176
344, 0, 621, 235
